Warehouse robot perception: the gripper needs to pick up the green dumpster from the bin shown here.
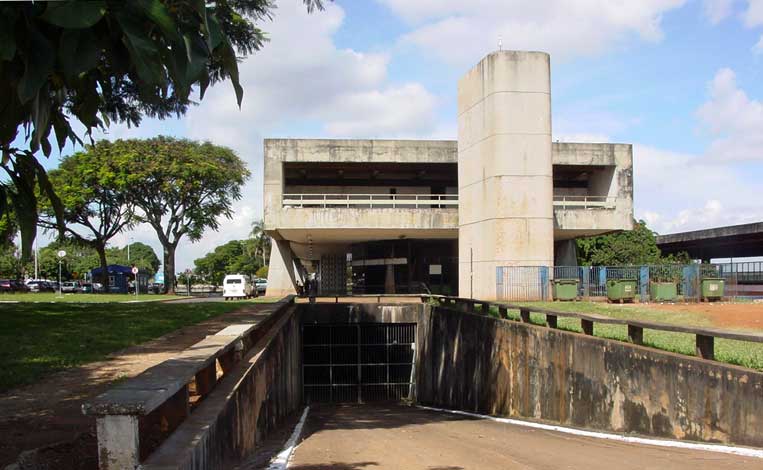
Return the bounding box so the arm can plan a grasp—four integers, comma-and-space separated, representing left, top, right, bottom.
701, 278, 725, 301
553, 278, 579, 301
650, 282, 677, 302
606, 279, 637, 303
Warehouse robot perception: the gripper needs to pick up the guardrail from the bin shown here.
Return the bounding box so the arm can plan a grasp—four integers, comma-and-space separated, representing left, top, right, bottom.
552, 195, 617, 209
82, 296, 296, 470
282, 193, 458, 209
422, 295, 763, 362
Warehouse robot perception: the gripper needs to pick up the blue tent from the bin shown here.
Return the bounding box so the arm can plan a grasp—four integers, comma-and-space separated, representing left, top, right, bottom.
90, 265, 149, 294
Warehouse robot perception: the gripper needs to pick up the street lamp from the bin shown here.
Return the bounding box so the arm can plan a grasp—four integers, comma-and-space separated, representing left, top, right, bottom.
127, 237, 134, 262
57, 250, 66, 298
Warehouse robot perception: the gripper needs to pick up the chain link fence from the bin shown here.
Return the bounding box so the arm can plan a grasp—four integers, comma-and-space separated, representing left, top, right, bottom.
496, 263, 756, 302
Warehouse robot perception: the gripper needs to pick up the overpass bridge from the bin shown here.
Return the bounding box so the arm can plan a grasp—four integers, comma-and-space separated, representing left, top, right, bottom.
82, 296, 763, 469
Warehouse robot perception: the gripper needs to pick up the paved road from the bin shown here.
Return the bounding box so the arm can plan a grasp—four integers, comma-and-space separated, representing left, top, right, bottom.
287, 404, 759, 470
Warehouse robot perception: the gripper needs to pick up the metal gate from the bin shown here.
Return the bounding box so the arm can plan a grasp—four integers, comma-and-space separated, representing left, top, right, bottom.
302, 323, 416, 403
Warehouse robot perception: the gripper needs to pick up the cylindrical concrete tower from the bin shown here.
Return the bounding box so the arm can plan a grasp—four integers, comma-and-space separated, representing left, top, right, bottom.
457, 51, 554, 300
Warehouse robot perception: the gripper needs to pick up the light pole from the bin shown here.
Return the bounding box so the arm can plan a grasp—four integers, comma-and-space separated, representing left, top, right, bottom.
127, 237, 134, 262
57, 250, 66, 298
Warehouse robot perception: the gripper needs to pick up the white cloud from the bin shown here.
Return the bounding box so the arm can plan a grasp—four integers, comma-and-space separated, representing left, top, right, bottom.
379, 0, 686, 66
743, 0, 763, 26
633, 145, 763, 234
695, 68, 763, 162
703, 0, 735, 23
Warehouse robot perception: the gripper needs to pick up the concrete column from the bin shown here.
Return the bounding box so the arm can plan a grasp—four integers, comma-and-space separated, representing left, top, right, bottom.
266, 239, 299, 297
385, 264, 395, 294
96, 415, 139, 470
457, 51, 554, 300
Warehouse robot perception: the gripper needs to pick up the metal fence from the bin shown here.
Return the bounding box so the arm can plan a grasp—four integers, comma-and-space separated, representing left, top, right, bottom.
496, 262, 760, 302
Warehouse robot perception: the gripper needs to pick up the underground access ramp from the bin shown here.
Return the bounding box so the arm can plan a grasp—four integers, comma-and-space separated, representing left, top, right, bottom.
83, 296, 763, 469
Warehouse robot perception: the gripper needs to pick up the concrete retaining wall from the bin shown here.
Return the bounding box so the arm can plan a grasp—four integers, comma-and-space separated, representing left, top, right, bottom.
141, 305, 302, 470
416, 305, 763, 447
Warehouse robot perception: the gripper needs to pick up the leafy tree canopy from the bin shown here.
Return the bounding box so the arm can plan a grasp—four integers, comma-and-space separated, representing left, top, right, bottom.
102, 136, 250, 293
194, 239, 261, 286
576, 220, 690, 266
0, 0, 327, 260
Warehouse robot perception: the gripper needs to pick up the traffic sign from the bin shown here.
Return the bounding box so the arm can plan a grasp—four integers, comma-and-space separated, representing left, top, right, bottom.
131, 266, 139, 275
57, 250, 66, 258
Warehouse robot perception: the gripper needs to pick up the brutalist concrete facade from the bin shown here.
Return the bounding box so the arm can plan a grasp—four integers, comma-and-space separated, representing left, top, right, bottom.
264, 51, 633, 300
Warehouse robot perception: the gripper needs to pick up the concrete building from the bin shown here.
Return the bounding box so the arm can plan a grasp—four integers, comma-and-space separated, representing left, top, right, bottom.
264, 51, 633, 300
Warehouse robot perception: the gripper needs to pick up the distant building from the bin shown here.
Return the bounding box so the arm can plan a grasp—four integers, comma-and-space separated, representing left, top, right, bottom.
264, 51, 634, 300
90, 265, 149, 294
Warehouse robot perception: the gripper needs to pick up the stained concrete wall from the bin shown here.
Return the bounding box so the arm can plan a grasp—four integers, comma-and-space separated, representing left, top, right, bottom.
457, 51, 554, 300
416, 305, 763, 447
141, 305, 302, 470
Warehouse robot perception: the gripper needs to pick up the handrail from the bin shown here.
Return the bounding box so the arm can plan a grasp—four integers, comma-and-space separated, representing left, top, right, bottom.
422, 294, 763, 362
283, 193, 458, 209
553, 195, 617, 209
82, 296, 296, 469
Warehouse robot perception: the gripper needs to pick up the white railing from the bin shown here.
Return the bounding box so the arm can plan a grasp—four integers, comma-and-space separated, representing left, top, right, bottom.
553, 195, 617, 209
283, 193, 459, 209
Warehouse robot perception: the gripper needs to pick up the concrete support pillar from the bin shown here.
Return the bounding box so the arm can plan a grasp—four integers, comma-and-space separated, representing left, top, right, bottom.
385, 264, 395, 294
266, 239, 299, 297
96, 415, 139, 470
457, 51, 554, 300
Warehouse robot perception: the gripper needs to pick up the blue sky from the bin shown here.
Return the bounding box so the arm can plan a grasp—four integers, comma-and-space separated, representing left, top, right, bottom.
32, 0, 763, 270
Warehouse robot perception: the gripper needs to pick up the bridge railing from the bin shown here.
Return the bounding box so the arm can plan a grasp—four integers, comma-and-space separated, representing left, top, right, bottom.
82, 296, 296, 470
422, 295, 763, 362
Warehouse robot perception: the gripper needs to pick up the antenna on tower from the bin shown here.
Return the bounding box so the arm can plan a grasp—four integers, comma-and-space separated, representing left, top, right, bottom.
498, 36, 503, 51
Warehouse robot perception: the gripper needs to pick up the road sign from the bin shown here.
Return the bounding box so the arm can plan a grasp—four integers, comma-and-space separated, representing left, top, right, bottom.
57, 250, 66, 258
155, 272, 164, 284
131, 266, 139, 275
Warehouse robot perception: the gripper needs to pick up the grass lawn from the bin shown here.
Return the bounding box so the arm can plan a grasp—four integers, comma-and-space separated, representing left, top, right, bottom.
0, 293, 186, 303
485, 301, 763, 371
0, 301, 252, 392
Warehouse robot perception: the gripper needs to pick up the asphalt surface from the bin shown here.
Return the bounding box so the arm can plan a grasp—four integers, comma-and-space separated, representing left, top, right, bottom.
286, 404, 759, 469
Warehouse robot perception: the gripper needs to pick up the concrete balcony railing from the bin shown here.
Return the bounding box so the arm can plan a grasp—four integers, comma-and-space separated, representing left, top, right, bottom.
552, 195, 617, 209
283, 193, 459, 209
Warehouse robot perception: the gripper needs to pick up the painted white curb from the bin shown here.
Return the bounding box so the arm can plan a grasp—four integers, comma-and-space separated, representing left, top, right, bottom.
268, 406, 310, 470
417, 405, 763, 459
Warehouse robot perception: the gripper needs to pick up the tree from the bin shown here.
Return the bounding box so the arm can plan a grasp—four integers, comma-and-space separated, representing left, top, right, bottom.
250, 220, 271, 268
576, 220, 690, 266
108, 242, 161, 274
40, 147, 134, 290
0, 0, 328, 260
107, 137, 249, 294
255, 265, 268, 279
194, 239, 261, 287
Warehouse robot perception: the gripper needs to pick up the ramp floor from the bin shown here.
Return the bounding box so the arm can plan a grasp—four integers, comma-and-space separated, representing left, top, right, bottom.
286, 404, 758, 469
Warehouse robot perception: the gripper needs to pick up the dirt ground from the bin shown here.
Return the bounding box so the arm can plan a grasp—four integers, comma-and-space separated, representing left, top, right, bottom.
287, 404, 759, 470
0, 302, 274, 469
627, 302, 763, 331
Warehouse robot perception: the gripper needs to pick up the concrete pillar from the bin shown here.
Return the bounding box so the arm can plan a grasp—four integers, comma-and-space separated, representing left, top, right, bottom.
96, 415, 139, 470
457, 51, 554, 300
385, 264, 395, 294
266, 239, 299, 297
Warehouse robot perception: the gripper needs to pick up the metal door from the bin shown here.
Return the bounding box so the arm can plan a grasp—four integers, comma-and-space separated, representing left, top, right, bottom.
302, 323, 416, 403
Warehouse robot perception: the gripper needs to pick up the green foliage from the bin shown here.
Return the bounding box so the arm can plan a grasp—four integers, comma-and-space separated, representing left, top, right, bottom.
255, 265, 269, 279
576, 220, 690, 266
40, 147, 136, 287
250, 220, 271, 267
102, 136, 250, 293
0, 0, 327, 260
194, 239, 261, 286
108, 242, 161, 274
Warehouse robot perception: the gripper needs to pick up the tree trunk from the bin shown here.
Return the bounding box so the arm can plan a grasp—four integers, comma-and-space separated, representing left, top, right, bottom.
96, 244, 109, 292
163, 243, 177, 295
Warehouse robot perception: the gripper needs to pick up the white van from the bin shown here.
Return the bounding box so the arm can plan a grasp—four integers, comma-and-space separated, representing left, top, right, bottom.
222, 274, 254, 300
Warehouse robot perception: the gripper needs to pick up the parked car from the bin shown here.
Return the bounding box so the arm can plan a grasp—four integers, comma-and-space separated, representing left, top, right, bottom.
26, 280, 54, 293
61, 281, 81, 293
255, 278, 267, 294
11, 280, 29, 292
0, 280, 13, 293
223, 274, 254, 300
